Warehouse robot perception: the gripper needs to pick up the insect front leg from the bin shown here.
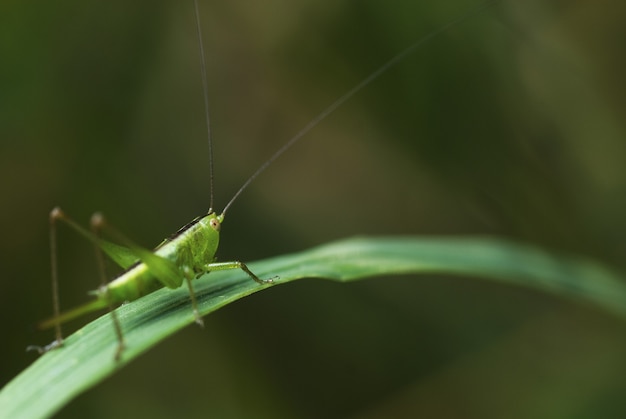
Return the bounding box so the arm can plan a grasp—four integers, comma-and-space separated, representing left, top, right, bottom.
205, 261, 277, 285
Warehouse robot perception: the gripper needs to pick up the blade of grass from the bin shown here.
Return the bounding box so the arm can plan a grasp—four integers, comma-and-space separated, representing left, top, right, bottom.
2, 236, 625, 418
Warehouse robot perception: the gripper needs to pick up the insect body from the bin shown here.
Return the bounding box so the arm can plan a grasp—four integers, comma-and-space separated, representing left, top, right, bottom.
39, 211, 268, 328
33, 207, 272, 360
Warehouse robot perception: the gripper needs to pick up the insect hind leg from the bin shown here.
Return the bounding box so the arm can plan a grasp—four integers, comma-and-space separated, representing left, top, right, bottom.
26, 207, 69, 355
91, 213, 125, 361
27, 208, 126, 360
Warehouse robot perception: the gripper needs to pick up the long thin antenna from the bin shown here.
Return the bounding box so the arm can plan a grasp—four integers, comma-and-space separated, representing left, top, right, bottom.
221, 0, 500, 216
193, 0, 215, 213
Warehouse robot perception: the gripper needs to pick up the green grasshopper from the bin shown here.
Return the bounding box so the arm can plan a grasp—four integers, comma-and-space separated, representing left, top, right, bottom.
29, 0, 499, 361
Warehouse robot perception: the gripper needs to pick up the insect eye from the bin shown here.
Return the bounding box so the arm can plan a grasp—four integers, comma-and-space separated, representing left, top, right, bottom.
210, 218, 220, 231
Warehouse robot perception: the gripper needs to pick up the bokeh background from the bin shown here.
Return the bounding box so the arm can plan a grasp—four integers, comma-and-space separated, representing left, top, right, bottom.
2, 0, 626, 417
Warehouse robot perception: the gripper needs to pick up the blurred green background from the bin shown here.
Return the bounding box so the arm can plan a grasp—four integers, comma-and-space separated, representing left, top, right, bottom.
2, 0, 626, 417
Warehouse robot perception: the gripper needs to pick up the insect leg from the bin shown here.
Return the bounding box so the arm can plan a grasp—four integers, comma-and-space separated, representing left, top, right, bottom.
205, 261, 276, 285
183, 266, 204, 327
26, 208, 67, 354
49, 208, 63, 347
27, 207, 127, 356
91, 213, 125, 361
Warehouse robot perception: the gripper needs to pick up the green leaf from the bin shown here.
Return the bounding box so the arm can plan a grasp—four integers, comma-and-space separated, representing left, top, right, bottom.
2, 236, 625, 418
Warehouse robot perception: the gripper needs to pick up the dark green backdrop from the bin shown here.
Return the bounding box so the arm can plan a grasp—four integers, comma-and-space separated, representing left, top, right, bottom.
2, 0, 626, 417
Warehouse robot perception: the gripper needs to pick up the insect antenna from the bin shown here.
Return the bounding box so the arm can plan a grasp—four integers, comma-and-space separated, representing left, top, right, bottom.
220, 0, 501, 217
193, 0, 215, 213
